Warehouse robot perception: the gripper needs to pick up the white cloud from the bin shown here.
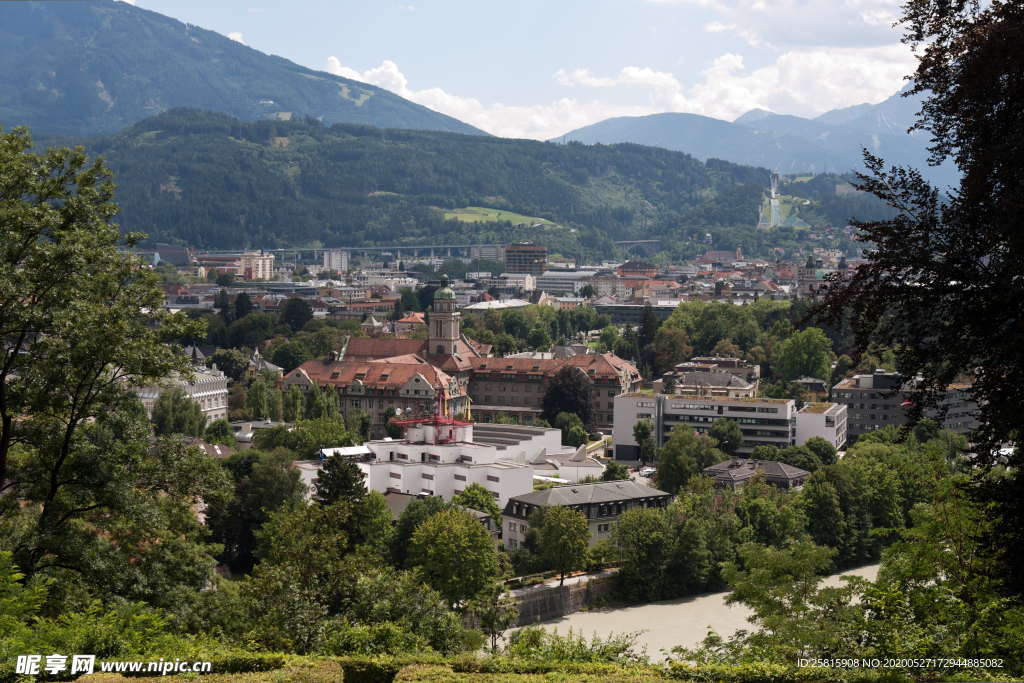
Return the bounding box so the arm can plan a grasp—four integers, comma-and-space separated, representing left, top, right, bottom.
227, 32, 247, 45
646, 0, 904, 48
325, 44, 914, 139
115, 0, 137, 5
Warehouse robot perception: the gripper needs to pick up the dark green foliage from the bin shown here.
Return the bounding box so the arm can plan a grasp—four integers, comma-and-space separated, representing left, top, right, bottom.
151, 386, 205, 437
234, 292, 254, 319
280, 297, 313, 332
270, 340, 312, 372
313, 456, 368, 506
542, 366, 592, 427
453, 483, 502, 525
205, 449, 306, 574
708, 419, 743, 456
204, 418, 236, 445
208, 348, 248, 380
778, 445, 822, 472
40, 108, 868, 255
538, 506, 590, 586
656, 426, 725, 494
803, 436, 838, 466
601, 461, 630, 481
391, 496, 450, 568
408, 508, 502, 609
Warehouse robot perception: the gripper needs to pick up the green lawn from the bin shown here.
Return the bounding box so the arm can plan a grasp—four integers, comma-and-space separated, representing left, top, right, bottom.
443, 206, 555, 226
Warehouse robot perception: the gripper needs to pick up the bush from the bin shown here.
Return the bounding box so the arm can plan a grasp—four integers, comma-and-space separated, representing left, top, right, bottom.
322, 622, 431, 656
665, 661, 911, 682
338, 654, 444, 683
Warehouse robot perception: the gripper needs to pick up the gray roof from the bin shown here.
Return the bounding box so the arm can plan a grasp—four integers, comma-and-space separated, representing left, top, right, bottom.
508, 480, 670, 507
674, 370, 752, 389
703, 458, 809, 484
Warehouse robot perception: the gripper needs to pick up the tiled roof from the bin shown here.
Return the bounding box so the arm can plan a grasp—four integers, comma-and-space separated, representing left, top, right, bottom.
703, 458, 809, 483
471, 352, 638, 382
287, 358, 460, 398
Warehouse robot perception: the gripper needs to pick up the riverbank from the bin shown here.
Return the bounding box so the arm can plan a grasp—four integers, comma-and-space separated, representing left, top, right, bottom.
531, 563, 881, 659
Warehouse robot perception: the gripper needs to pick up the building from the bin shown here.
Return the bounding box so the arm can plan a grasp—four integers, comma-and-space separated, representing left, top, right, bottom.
282, 353, 469, 437
702, 458, 810, 489
323, 249, 351, 273
535, 270, 595, 296
239, 251, 275, 280
501, 480, 672, 549
504, 243, 547, 276
676, 356, 761, 383
831, 370, 980, 441
470, 353, 641, 430
613, 393, 847, 459
137, 366, 229, 424
656, 369, 757, 398
294, 417, 602, 507
795, 402, 848, 450
593, 302, 678, 326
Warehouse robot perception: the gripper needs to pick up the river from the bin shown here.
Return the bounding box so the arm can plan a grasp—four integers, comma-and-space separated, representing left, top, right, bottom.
531, 563, 880, 660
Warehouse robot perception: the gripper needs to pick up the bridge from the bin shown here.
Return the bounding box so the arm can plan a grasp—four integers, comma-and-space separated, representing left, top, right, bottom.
266, 243, 506, 263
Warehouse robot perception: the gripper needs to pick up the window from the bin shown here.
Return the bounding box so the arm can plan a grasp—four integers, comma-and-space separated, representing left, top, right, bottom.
487, 475, 500, 483
597, 523, 611, 533
422, 473, 434, 480
389, 472, 401, 480
454, 474, 467, 481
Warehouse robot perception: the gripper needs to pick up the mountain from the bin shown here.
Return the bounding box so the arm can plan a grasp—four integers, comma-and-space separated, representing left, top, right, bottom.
0, 0, 484, 137
555, 89, 957, 186
56, 109, 891, 254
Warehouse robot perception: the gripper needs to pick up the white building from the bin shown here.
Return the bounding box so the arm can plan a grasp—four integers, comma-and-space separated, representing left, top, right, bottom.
323, 249, 350, 273
535, 270, 596, 295
239, 251, 274, 280
795, 402, 848, 451
137, 366, 229, 424
295, 418, 603, 507
613, 393, 847, 459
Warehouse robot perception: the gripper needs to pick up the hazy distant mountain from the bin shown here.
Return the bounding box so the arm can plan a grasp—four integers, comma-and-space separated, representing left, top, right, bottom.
555, 88, 957, 186
0, 0, 484, 136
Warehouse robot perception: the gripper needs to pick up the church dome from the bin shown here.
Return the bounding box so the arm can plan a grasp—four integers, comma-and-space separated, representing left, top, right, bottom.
434, 275, 455, 300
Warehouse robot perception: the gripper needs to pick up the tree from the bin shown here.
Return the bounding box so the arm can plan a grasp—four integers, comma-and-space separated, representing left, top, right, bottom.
151, 386, 206, 437
283, 385, 306, 422
234, 291, 254, 319
710, 338, 742, 358
804, 436, 838, 467
611, 506, 673, 602
209, 348, 248, 381
633, 418, 656, 466
469, 581, 520, 652
638, 303, 661, 350
271, 340, 312, 373
205, 418, 236, 445
774, 328, 833, 383
527, 326, 551, 350
778, 445, 822, 472
280, 297, 313, 332
453, 483, 502, 525
313, 456, 367, 506
539, 506, 590, 586
652, 327, 693, 376
216, 272, 235, 287
656, 426, 724, 494
206, 449, 307, 574
391, 496, 449, 568
662, 373, 677, 396
541, 366, 592, 427
601, 460, 630, 481
408, 507, 501, 609
598, 325, 620, 352
709, 418, 743, 456
246, 377, 278, 419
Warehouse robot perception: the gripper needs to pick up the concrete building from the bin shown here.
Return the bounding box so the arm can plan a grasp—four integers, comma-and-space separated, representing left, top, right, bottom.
656, 369, 757, 398
293, 418, 601, 507
501, 480, 672, 549
613, 393, 847, 459
831, 370, 980, 441
137, 365, 229, 424
795, 402, 848, 451
470, 353, 641, 430
239, 251, 275, 280
535, 270, 596, 296
323, 249, 351, 273
504, 243, 547, 276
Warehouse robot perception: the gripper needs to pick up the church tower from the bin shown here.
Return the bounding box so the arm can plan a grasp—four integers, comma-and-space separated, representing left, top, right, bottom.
429, 275, 460, 356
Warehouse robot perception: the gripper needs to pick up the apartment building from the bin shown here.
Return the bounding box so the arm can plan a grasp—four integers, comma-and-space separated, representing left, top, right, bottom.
831, 370, 979, 441
137, 365, 229, 424
504, 243, 547, 276
535, 270, 596, 295
501, 480, 672, 549
613, 393, 848, 459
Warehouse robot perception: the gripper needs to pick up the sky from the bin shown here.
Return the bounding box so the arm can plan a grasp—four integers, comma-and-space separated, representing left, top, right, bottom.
116, 0, 917, 139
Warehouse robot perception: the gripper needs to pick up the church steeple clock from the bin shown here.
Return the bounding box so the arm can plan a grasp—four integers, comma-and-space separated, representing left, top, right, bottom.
429, 275, 460, 356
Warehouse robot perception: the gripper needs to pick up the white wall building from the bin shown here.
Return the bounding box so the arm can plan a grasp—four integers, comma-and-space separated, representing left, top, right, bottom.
239, 251, 275, 280
613, 393, 847, 459
795, 402, 848, 451
137, 366, 229, 424
323, 249, 350, 273
295, 419, 603, 507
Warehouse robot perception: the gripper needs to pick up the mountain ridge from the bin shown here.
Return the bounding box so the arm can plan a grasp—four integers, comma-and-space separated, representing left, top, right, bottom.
0, 0, 485, 137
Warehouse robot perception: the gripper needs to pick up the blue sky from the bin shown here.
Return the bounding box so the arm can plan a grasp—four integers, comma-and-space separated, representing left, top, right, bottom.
120, 0, 916, 139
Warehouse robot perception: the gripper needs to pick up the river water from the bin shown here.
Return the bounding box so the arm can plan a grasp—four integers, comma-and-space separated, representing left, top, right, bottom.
533, 563, 880, 660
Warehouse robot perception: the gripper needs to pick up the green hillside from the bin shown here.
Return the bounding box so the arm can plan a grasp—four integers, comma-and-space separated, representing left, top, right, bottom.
47, 109, 893, 256
0, 0, 483, 137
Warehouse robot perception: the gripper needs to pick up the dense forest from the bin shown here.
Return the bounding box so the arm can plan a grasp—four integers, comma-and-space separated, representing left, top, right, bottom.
46, 109, 893, 257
